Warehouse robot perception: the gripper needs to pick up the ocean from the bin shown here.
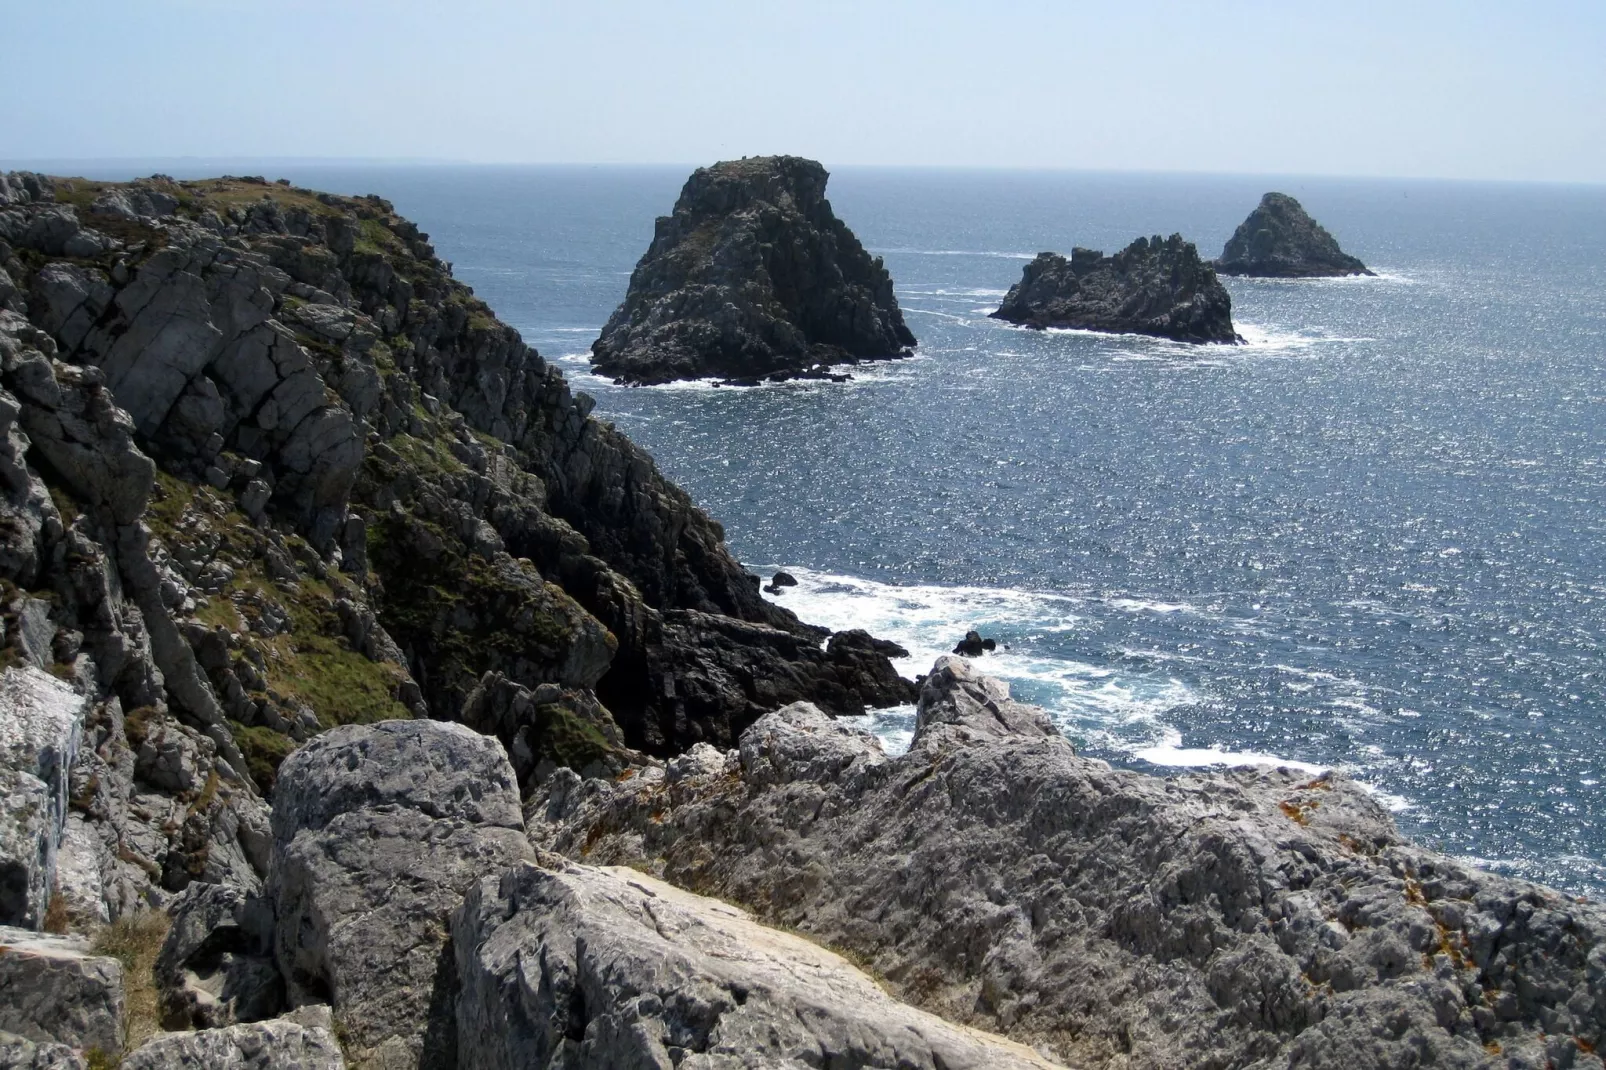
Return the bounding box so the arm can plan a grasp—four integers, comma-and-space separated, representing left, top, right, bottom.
27, 161, 1606, 896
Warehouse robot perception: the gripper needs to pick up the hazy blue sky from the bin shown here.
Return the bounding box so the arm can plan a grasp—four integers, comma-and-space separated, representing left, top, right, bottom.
4, 0, 1603, 182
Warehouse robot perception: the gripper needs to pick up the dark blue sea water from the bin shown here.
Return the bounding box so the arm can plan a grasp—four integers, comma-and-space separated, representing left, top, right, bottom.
33, 162, 1606, 896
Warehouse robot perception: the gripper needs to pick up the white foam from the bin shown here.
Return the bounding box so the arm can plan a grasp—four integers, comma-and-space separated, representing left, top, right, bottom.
875, 248, 1035, 260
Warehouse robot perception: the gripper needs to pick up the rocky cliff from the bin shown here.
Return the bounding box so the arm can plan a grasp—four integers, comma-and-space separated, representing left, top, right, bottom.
0, 170, 912, 942
590, 156, 917, 385
991, 235, 1240, 343
1216, 192, 1374, 278
534, 658, 1606, 1070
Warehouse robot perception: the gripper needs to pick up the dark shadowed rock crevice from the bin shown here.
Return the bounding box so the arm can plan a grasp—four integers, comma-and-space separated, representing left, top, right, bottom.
1216, 192, 1373, 277
991, 235, 1239, 343
591, 156, 916, 385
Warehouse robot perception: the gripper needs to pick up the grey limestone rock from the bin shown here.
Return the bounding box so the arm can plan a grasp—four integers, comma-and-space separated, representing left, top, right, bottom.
592, 156, 916, 385
0, 666, 88, 929
0, 926, 124, 1054
268, 719, 534, 1068
0, 1030, 87, 1069
531, 659, 1606, 1070
119, 1016, 345, 1069
453, 860, 1064, 1069
1217, 192, 1374, 278
992, 235, 1240, 343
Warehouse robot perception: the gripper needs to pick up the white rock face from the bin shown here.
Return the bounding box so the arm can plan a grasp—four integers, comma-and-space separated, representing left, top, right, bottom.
120, 1016, 344, 1069
0, 667, 88, 928
454, 861, 1064, 1070
0, 926, 124, 1054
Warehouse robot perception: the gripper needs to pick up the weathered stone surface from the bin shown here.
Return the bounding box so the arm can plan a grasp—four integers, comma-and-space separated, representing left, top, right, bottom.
120, 1016, 345, 1070
0, 926, 124, 1054
991, 235, 1240, 343
454, 861, 1064, 1069
269, 719, 534, 1068
0, 1030, 87, 1069
592, 156, 916, 384
156, 881, 283, 1030
532, 658, 1606, 1070
1217, 192, 1374, 278
0, 667, 88, 929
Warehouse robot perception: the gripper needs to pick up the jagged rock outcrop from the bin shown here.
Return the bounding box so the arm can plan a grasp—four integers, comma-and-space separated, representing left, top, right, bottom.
0, 926, 124, 1054
591, 156, 916, 384
0, 169, 912, 928
991, 235, 1240, 343
1216, 192, 1374, 277
268, 719, 534, 1067
454, 861, 1064, 1069
530, 657, 1606, 1070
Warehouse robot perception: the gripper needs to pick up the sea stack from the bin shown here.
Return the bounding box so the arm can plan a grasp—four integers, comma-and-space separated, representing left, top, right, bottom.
1216, 192, 1373, 277
591, 156, 916, 385
991, 234, 1239, 344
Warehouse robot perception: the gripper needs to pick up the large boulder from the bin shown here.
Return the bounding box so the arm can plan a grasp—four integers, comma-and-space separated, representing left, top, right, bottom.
268, 719, 534, 1069
453, 860, 1063, 1069
120, 1014, 344, 1069
991, 235, 1239, 343
531, 658, 1606, 1070
0, 667, 88, 929
1216, 192, 1374, 277
591, 156, 916, 384
0, 1030, 86, 1069
0, 927, 124, 1054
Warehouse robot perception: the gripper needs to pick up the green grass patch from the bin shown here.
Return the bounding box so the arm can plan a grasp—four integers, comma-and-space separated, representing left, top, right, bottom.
228, 721, 299, 794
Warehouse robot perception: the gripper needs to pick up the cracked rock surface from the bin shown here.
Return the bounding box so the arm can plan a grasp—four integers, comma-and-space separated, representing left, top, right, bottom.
531, 656, 1606, 1070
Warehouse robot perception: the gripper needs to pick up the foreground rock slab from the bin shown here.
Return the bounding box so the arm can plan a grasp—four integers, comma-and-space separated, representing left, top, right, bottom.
532, 657, 1606, 1070
0, 926, 124, 1054
268, 719, 534, 1069
991, 235, 1239, 343
454, 860, 1064, 1070
120, 1015, 344, 1069
0, 1029, 87, 1069
0, 667, 88, 929
1216, 192, 1374, 277
591, 155, 916, 384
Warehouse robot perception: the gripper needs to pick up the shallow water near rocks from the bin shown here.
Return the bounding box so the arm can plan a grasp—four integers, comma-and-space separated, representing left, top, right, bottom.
50, 162, 1606, 896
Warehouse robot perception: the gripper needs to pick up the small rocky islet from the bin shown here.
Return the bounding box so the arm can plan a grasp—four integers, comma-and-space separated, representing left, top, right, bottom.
990, 234, 1241, 343
590, 155, 916, 386
2, 169, 1598, 1070
1216, 191, 1374, 278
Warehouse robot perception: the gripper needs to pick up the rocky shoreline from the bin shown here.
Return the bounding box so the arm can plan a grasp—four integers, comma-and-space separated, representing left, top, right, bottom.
1, 170, 1600, 1070
991, 235, 1241, 343
590, 156, 917, 385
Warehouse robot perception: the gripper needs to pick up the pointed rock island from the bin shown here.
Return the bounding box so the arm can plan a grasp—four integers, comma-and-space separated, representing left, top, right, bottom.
1216, 191, 1374, 277
591, 155, 916, 385
991, 234, 1239, 343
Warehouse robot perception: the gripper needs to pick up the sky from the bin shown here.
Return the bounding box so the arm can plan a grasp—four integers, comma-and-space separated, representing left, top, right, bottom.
3, 0, 1604, 183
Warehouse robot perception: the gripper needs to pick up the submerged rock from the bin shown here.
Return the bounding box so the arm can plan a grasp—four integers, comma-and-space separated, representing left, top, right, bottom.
591, 156, 916, 384
951, 629, 996, 656
532, 656, 1606, 1070
454, 861, 1064, 1069
1216, 192, 1373, 277
991, 235, 1239, 343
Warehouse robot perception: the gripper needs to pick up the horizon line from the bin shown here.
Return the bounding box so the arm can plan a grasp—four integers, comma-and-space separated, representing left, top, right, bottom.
2, 156, 1603, 189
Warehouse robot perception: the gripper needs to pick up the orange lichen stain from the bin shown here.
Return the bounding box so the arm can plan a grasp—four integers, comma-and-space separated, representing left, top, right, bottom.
1484, 1040, 1503, 1055
1279, 799, 1319, 825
